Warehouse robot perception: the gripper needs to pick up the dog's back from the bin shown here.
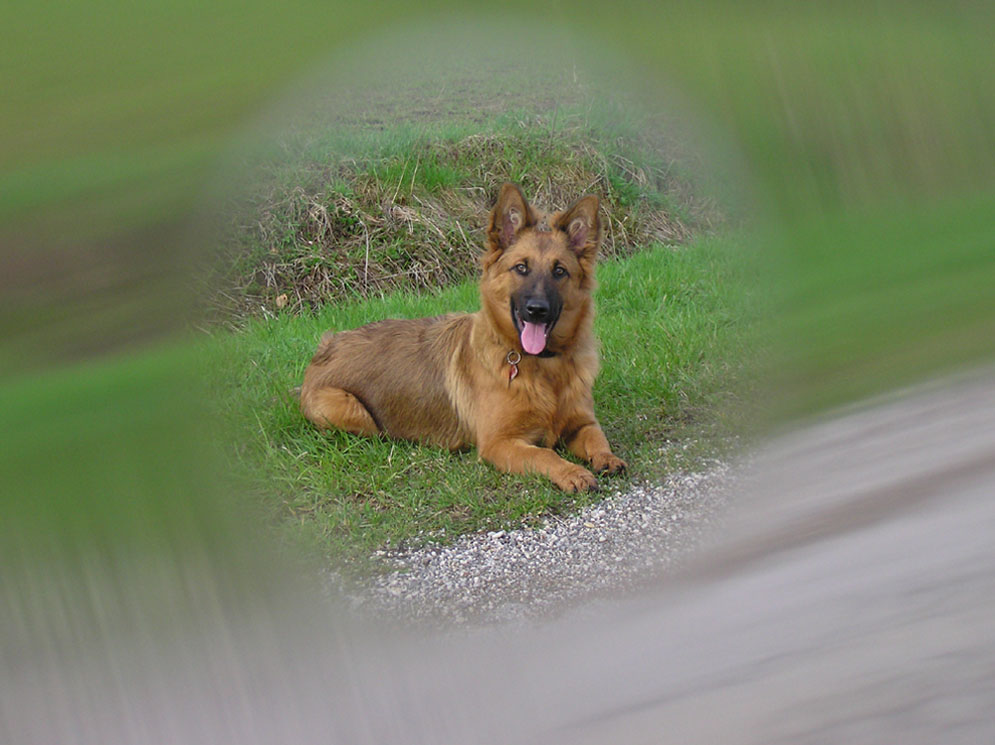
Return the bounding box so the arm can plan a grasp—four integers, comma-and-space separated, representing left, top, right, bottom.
301, 313, 474, 449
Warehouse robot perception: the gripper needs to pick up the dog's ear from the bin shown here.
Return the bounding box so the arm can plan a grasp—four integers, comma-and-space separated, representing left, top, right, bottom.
484, 183, 536, 265
554, 195, 601, 261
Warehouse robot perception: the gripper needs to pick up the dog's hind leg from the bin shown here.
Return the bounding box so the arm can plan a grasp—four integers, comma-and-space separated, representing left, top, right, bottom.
300, 387, 380, 437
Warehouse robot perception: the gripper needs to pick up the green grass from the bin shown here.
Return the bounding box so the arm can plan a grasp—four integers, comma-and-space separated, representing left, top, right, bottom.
763, 192, 995, 420
211, 237, 753, 567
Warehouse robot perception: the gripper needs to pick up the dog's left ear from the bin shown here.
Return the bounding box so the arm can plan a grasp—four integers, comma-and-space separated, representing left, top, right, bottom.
554, 195, 601, 261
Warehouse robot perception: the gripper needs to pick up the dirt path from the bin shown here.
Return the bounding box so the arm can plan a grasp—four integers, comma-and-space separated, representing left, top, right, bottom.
346, 463, 734, 625
346, 367, 995, 743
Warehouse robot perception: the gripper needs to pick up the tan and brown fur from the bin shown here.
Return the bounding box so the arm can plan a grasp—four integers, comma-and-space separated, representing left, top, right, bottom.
300, 183, 626, 492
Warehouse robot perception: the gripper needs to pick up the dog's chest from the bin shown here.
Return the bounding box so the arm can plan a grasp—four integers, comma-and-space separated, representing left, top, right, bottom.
508, 364, 588, 442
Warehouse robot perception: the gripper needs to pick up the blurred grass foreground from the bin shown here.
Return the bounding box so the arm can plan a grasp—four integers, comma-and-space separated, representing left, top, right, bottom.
2, 0, 994, 689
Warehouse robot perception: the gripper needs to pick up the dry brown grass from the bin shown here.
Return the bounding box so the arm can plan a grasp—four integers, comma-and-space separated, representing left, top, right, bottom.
214, 123, 716, 323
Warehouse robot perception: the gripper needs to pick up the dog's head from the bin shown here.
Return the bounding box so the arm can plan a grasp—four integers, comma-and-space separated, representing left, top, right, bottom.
479, 183, 601, 357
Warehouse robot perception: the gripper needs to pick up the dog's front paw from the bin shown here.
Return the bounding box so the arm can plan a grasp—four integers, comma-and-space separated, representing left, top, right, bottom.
590, 452, 627, 475
553, 464, 599, 493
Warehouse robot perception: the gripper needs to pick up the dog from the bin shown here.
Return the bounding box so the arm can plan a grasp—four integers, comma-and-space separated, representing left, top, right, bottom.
300, 183, 626, 492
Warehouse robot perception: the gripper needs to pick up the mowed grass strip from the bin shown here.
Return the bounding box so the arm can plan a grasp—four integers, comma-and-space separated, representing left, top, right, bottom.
212, 237, 752, 568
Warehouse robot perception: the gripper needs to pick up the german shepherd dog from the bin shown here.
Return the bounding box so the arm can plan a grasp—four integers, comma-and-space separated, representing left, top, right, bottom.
300, 183, 626, 492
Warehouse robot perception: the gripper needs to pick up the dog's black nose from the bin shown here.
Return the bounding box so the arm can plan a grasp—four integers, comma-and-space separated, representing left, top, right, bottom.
525, 298, 550, 320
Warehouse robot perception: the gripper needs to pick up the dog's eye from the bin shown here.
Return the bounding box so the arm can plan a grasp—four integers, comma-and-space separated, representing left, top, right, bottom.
552, 264, 568, 279
513, 263, 529, 275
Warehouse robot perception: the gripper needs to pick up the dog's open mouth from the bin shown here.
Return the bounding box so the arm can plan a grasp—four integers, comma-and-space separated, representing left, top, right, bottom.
511, 304, 556, 355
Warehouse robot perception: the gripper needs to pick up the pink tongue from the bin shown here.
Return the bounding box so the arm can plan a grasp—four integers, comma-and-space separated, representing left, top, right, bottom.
520, 321, 547, 355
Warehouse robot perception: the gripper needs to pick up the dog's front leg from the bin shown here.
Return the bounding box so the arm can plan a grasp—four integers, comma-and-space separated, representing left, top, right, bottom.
478, 436, 598, 493
564, 421, 627, 476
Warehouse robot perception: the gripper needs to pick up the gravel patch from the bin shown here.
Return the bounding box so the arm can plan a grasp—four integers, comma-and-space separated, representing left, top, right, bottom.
341, 460, 735, 627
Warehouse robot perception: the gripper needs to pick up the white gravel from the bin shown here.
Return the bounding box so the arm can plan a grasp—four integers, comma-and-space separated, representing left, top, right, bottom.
342, 459, 735, 626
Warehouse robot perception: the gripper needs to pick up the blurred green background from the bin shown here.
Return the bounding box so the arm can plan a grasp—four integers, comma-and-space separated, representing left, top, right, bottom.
3, 1, 991, 388
2, 0, 993, 635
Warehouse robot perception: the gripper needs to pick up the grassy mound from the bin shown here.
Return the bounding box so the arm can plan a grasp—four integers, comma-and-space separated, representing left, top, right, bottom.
215, 116, 714, 322
208, 101, 741, 568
